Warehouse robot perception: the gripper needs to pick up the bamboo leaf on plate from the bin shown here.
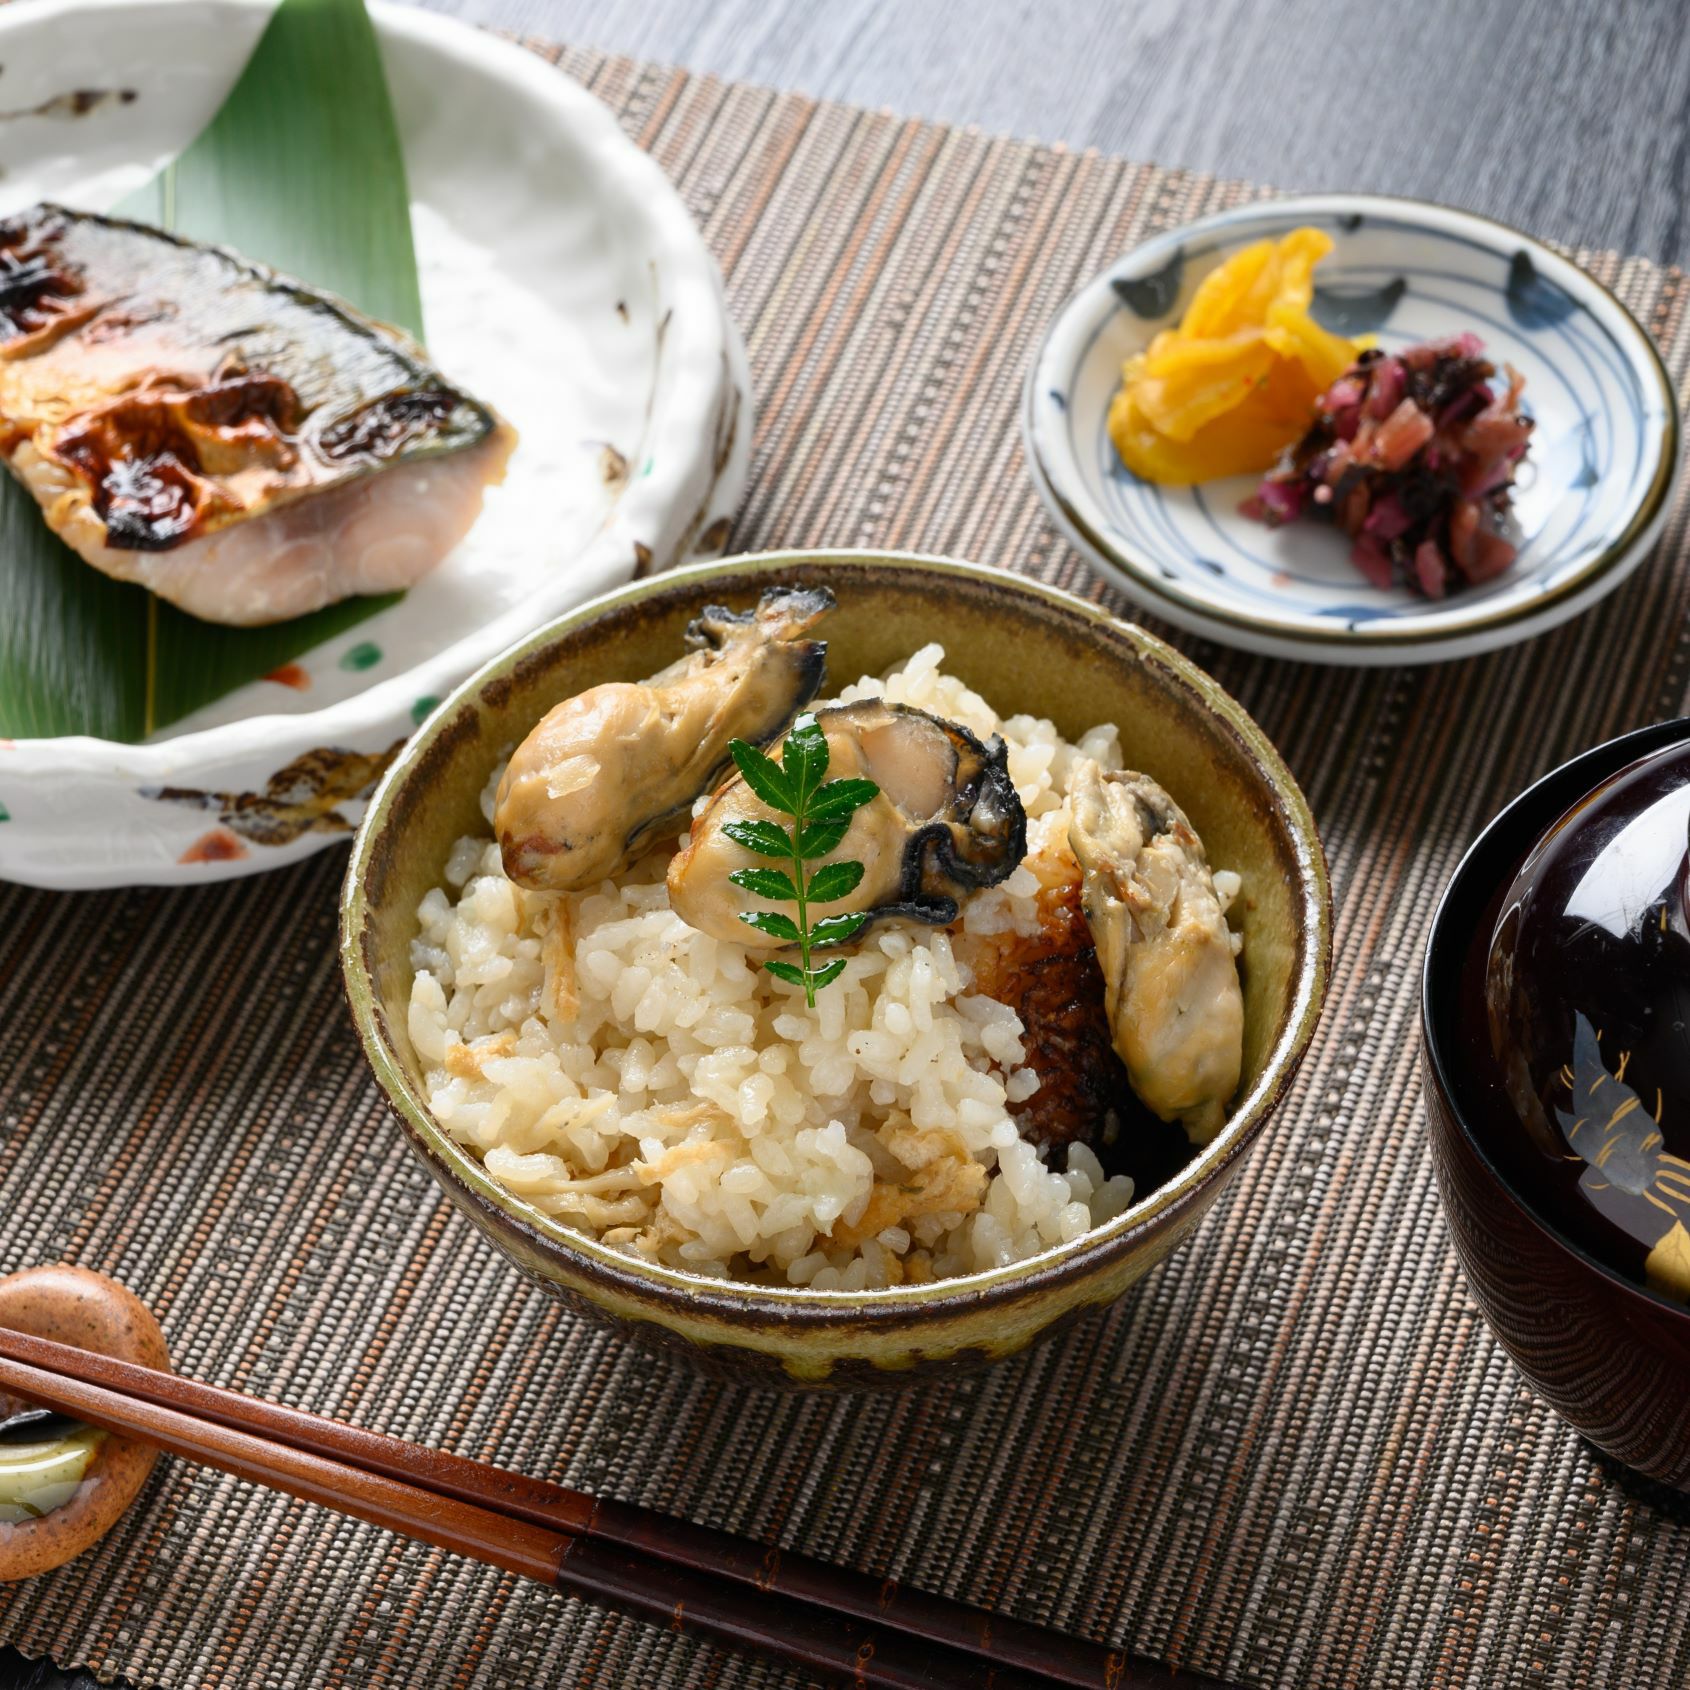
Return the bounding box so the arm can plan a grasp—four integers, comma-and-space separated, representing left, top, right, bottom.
119, 0, 422, 339
0, 0, 421, 741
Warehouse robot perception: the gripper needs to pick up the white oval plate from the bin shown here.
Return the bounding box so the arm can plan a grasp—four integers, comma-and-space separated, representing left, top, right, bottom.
1025, 194, 1680, 665
0, 0, 750, 888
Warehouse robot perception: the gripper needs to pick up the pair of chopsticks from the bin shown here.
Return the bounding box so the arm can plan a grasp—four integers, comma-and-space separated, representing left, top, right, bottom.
0, 1329, 1235, 1690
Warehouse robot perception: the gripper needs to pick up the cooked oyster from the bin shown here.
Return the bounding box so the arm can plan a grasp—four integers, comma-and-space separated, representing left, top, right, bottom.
1067, 761, 1244, 1144
495, 586, 834, 892
668, 698, 1027, 949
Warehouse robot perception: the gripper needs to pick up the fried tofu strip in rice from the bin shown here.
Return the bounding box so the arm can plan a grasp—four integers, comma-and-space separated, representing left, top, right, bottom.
829, 1121, 988, 1251
479, 1149, 650, 1230
530, 892, 579, 1024
443, 1030, 519, 1079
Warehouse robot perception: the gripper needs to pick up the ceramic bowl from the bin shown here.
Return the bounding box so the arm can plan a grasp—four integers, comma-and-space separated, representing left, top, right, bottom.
0, 0, 748, 889
1026, 193, 1680, 665
342, 551, 1331, 1388
1422, 720, 1690, 1488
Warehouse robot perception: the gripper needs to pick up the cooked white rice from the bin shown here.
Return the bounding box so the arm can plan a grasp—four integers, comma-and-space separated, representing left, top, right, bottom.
408, 644, 1225, 1289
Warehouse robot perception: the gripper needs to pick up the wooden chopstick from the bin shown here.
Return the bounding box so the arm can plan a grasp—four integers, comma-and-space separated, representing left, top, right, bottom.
0, 1329, 1131, 1685
0, 1328, 1237, 1690
0, 1346, 1043, 1689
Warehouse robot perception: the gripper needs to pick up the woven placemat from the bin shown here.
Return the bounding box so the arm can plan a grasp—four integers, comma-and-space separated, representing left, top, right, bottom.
3, 39, 1689, 1690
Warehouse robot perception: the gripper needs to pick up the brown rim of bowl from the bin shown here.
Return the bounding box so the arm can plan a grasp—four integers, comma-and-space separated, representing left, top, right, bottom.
342, 549, 1332, 1324
1023, 190, 1682, 652
1421, 714, 1690, 1327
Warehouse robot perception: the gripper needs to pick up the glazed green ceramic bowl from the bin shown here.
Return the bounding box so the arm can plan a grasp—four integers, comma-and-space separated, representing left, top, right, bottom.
341, 551, 1331, 1388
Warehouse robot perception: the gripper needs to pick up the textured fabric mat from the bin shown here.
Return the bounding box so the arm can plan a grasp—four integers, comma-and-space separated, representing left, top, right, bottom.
3, 38, 1690, 1690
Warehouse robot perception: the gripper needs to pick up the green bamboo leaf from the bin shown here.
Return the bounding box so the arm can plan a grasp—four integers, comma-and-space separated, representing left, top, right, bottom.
780, 713, 829, 803
0, 497, 151, 739
729, 738, 796, 815
762, 960, 810, 989
121, 0, 423, 337
803, 860, 865, 904
739, 910, 802, 943
795, 818, 850, 860
807, 777, 880, 820
804, 959, 849, 991
810, 913, 870, 948
0, 0, 421, 740
729, 867, 799, 902
723, 819, 793, 859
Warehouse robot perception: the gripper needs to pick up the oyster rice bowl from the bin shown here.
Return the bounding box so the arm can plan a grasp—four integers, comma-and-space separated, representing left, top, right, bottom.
343, 552, 1330, 1384
408, 642, 1240, 1288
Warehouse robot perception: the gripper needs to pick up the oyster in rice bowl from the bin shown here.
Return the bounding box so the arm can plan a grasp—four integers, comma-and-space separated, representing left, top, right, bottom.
495, 586, 835, 892
667, 697, 1028, 948
409, 598, 1245, 1289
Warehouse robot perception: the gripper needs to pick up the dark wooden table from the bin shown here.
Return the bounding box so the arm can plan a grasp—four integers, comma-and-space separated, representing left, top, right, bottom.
6, 2, 1687, 1686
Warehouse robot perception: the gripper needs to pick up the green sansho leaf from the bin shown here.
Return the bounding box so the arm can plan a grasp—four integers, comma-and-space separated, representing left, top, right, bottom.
804, 958, 849, 992
796, 817, 851, 861
780, 713, 829, 801
729, 866, 799, 902
729, 739, 797, 816
723, 818, 793, 859
809, 913, 870, 948
739, 910, 802, 943
807, 778, 880, 821
804, 860, 865, 904
0, 0, 423, 740
724, 718, 882, 1007
762, 957, 848, 993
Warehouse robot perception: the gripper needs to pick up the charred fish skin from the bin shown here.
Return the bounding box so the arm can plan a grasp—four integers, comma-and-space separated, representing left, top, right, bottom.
495, 586, 836, 893
668, 697, 1029, 949
0, 203, 514, 622
1066, 761, 1244, 1145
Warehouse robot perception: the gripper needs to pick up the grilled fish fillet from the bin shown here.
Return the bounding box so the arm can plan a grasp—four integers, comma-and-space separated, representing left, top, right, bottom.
0, 203, 515, 625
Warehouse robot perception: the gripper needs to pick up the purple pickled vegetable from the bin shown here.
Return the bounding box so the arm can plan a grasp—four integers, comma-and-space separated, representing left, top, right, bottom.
1413, 539, 1450, 598
1364, 357, 1405, 419
1244, 335, 1531, 600
1350, 532, 1394, 589
1363, 494, 1414, 541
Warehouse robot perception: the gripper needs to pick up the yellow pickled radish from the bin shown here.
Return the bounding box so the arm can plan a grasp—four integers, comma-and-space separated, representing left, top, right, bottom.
1108, 227, 1360, 485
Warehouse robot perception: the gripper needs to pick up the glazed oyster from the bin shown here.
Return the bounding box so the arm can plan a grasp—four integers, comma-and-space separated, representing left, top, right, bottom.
1067, 761, 1244, 1143
495, 586, 834, 892
667, 698, 1028, 948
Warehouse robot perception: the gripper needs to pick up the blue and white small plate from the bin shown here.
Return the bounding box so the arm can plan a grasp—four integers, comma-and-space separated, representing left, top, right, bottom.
1025, 194, 1681, 665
